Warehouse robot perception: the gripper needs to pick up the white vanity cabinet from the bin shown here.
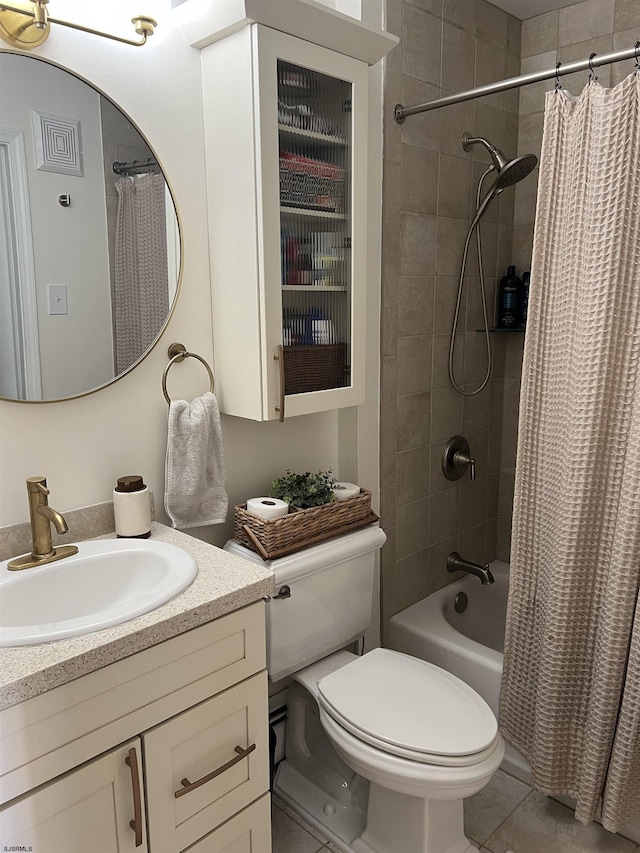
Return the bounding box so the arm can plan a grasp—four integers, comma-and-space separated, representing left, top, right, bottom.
0, 603, 271, 853
202, 25, 369, 421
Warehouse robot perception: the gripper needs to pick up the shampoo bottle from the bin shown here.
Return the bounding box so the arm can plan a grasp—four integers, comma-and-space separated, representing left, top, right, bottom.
519, 270, 531, 328
113, 475, 151, 539
497, 265, 521, 329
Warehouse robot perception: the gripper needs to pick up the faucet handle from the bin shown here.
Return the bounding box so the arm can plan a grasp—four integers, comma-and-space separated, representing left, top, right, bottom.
27, 476, 50, 496
442, 436, 476, 481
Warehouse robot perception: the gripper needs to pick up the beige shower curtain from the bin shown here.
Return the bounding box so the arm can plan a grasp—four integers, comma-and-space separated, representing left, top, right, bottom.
500, 72, 640, 832
114, 173, 169, 373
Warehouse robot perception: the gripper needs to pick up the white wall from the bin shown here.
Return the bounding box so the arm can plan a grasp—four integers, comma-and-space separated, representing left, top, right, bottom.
0, 0, 383, 550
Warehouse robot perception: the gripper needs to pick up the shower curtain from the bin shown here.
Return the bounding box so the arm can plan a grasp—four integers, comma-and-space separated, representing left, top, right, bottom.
500, 72, 640, 832
114, 173, 169, 373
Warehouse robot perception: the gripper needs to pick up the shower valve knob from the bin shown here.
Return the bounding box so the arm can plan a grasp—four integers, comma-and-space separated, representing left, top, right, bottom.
442, 436, 476, 481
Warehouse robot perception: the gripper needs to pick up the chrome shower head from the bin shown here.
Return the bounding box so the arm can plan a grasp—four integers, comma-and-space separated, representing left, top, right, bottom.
462, 132, 538, 187
494, 154, 538, 189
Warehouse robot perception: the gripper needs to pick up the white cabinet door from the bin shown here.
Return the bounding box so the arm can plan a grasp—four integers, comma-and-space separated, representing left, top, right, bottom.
144, 672, 269, 853
0, 739, 146, 853
203, 24, 368, 421
181, 794, 271, 853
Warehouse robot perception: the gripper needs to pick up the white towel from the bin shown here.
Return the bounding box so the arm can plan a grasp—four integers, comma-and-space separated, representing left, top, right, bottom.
164, 391, 228, 528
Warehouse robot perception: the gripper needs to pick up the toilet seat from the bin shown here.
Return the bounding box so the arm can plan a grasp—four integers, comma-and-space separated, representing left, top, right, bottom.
317, 648, 499, 767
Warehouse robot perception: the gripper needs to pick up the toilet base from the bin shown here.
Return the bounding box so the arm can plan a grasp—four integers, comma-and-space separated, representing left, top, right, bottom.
275, 763, 476, 853
353, 783, 476, 853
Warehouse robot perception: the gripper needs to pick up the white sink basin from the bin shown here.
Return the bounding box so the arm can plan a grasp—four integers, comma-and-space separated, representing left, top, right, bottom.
0, 539, 198, 647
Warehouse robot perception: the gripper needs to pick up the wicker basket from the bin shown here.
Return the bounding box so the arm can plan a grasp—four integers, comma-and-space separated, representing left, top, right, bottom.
284, 344, 347, 395
234, 489, 378, 560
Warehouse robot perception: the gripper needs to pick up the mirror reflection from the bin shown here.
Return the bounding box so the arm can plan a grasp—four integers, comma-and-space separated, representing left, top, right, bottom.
0, 53, 180, 402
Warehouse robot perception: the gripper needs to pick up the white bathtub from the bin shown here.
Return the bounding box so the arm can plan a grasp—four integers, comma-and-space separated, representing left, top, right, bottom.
388, 560, 529, 781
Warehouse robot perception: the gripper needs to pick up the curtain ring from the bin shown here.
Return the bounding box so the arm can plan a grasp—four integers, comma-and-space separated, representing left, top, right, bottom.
634, 41, 640, 74
588, 52, 598, 84
554, 61, 562, 91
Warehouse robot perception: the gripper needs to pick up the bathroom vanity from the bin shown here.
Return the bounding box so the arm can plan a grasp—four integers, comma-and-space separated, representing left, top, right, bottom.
0, 524, 274, 852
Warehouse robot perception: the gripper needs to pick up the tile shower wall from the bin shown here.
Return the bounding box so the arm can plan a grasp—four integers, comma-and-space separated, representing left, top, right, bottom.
501, 0, 640, 559
381, 0, 522, 634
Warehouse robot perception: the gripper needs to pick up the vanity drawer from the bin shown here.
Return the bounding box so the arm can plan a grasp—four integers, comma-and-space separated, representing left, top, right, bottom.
144, 671, 269, 853
181, 793, 271, 853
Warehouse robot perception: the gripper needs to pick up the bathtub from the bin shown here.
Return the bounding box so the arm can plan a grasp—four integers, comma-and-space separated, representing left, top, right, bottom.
388, 560, 530, 782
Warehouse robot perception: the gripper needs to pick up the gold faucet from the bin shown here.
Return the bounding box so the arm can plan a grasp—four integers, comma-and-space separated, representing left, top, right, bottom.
8, 476, 79, 570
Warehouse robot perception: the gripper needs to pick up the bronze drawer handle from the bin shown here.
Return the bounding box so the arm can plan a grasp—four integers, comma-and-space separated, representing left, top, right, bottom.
174, 743, 256, 799
125, 747, 143, 847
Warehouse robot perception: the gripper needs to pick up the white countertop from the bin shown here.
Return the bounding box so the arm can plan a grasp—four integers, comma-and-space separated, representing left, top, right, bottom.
0, 523, 274, 710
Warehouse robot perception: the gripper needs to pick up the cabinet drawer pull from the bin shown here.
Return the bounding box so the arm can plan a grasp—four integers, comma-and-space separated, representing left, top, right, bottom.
274, 345, 285, 422
174, 743, 256, 798
125, 747, 144, 847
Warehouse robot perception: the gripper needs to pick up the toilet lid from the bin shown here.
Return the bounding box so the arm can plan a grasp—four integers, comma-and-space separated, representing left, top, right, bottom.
317, 648, 498, 759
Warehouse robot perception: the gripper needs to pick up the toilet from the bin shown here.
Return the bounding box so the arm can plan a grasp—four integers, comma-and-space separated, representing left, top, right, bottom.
224, 525, 504, 853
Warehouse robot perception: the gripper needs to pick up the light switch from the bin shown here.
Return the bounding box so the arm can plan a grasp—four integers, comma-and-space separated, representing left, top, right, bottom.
47, 284, 68, 315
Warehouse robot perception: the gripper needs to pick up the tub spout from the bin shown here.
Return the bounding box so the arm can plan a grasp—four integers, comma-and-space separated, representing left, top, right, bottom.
447, 552, 494, 585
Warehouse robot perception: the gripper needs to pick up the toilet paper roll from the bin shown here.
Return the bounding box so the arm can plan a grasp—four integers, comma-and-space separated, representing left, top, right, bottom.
332, 482, 361, 501
246, 497, 289, 520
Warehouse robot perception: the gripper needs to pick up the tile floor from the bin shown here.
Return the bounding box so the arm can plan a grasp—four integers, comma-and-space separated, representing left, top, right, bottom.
272, 769, 640, 853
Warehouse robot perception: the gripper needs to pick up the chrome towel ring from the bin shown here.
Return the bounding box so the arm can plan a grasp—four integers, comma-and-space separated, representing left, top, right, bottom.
162, 343, 214, 404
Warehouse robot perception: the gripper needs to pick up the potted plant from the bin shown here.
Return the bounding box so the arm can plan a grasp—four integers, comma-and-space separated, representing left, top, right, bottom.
269, 470, 336, 509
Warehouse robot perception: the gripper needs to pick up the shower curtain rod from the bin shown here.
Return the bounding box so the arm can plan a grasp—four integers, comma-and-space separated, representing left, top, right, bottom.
394, 43, 640, 122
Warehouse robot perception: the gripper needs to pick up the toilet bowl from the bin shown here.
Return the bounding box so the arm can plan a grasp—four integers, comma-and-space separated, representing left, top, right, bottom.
224, 527, 504, 853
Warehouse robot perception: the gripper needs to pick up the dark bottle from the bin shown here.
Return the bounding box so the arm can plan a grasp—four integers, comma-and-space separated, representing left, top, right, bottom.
519, 270, 530, 328
496, 265, 521, 329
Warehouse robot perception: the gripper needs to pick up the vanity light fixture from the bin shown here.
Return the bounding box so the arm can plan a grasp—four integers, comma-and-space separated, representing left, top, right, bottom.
0, 0, 156, 49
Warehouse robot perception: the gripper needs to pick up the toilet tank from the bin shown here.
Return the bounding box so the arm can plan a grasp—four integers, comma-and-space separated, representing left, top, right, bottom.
224, 525, 386, 681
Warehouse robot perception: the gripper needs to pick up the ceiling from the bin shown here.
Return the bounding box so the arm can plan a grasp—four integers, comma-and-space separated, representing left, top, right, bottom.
490, 0, 579, 20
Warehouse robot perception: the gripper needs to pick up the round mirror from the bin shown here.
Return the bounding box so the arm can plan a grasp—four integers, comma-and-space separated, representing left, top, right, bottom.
0, 52, 181, 402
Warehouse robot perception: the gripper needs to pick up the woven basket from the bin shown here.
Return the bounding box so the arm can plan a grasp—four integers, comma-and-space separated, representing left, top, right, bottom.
284, 344, 347, 395
233, 489, 378, 560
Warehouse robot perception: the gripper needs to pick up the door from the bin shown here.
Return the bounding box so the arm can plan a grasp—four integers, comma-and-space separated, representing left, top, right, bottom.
0, 738, 147, 853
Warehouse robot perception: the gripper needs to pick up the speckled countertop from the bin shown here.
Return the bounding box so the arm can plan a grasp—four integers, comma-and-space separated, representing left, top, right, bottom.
0, 523, 274, 711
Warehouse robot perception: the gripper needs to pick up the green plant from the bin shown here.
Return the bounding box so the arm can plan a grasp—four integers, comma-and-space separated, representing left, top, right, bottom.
269, 470, 336, 509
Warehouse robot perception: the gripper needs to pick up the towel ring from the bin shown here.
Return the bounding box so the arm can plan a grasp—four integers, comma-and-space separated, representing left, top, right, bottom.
162, 343, 214, 404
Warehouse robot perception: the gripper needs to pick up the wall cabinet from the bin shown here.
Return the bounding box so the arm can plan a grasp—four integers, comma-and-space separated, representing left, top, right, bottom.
202, 25, 369, 421
0, 603, 270, 852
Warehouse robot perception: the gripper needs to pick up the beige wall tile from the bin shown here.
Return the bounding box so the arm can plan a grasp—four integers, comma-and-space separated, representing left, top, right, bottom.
397, 496, 431, 557
442, 0, 475, 34
402, 4, 442, 85
398, 275, 435, 336
475, 38, 507, 110
614, 0, 640, 32
521, 10, 558, 58
401, 144, 439, 214
476, 0, 508, 50
438, 154, 473, 218
397, 334, 433, 394
397, 445, 430, 505
442, 22, 476, 93
400, 211, 437, 275
400, 76, 440, 150
611, 26, 640, 85
519, 51, 557, 114
431, 384, 464, 441
558, 0, 615, 47
429, 485, 459, 541
398, 391, 431, 450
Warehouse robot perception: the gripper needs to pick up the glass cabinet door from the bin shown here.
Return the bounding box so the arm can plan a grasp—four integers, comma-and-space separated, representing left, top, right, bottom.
277, 61, 353, 397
